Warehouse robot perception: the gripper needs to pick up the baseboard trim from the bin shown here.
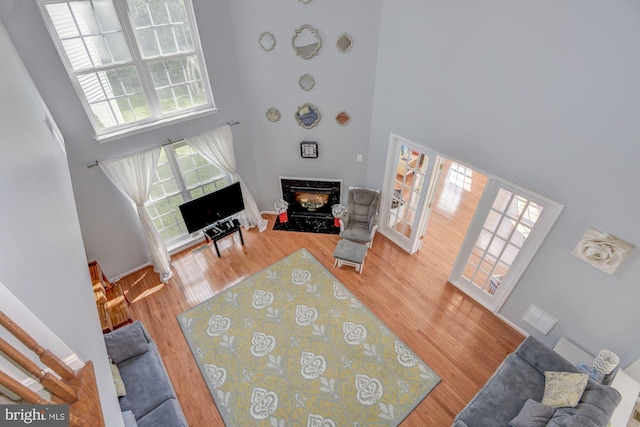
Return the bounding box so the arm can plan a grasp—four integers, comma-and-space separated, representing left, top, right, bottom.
496, 313, 529, 337
110, 212, 277, 282
108, 262, 151, 283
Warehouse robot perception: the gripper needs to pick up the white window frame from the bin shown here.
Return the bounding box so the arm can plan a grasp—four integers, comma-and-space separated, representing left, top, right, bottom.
146, 142, 230, 247
38, 0, 216, 142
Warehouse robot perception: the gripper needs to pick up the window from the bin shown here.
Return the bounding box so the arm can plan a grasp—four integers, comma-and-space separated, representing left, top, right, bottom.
145, 143, 229, 244
448, 162, 473, 191
39, 0, 215, 139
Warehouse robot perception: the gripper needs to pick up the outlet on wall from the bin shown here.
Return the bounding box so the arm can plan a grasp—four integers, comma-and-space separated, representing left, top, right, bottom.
356, 154, 363, 162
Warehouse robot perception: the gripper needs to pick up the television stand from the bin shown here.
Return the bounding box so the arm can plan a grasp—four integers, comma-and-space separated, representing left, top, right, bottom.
203, 219, 244, 257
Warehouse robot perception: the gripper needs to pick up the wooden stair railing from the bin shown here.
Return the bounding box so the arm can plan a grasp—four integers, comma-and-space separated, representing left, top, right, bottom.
0, 309, 105, 427
0, 370, 51, 404
0, 336, 77, 403
0, 310, 74, 381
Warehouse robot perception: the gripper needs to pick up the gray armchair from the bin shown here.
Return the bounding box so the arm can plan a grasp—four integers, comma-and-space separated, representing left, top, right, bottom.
339, 188, 381, 248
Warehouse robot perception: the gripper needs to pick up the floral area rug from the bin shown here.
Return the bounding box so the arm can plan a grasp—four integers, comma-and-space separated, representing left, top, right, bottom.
177, 248, 440, 426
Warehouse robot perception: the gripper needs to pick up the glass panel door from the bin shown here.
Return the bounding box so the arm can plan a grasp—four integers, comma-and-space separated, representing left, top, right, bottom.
449, 178, 563, 311
379, 134, 442, 254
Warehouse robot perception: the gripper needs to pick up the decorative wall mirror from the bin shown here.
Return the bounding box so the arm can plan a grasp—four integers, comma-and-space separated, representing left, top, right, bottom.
295, 103, 321, 129
259, 32, 276, 51
299, 73, 315, 91
336, 33, 353, 53
266, 107, 281, 122
300, 141, 318, 158
292, 25, 321, 60
336, 111, 350, 126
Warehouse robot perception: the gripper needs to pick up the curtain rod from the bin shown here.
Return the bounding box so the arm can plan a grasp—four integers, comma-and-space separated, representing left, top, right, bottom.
164, 120, 240, 145
87, 120, 240, 168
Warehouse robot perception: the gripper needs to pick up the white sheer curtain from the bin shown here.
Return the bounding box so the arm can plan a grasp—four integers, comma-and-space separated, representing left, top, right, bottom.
186, 125, 268, 232
99, 147, 173, 283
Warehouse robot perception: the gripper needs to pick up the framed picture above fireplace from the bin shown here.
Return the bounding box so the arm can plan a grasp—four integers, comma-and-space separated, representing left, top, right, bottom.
300, 141, 318, 158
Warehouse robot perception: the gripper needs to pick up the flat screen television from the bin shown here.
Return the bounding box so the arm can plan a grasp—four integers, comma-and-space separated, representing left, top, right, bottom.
179, 182, 244, 233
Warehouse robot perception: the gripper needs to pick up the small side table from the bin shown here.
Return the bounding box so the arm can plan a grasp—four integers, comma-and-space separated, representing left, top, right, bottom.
333, 239, 367, 274
554, 337, 640, 427
204, 219, 244, 257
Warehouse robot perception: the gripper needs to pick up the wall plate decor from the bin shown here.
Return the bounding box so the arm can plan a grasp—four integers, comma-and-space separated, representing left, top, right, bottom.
266, 107, 281, 122
336, 111, 350, 126
336, 33, 353, 53
292, 25, 321, 60
295, 103, 320, 129
299, 73, 315, 91
572, 226, 635, 275
300, 141, 318, 158
259, 32, 276, 51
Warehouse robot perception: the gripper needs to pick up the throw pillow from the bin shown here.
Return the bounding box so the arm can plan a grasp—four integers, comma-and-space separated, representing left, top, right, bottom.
104, 321, 149, 363
542, 371, 589, 408
110, 363, 126, 397
509, 399, 554, 427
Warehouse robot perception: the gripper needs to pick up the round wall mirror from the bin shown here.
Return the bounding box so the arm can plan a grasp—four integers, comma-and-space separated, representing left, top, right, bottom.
299, 74, 315, 91
295, 103, 321, 129
336, 33, 352, 53
292, 25, 321, 60
336, 111, 350, 126
259, 32, 276, 51
266, 107, 281, 122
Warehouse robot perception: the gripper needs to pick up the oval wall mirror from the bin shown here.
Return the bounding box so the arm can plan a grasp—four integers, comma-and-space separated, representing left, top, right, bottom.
336, 111, 350, 126
295, 103, 321, 129
299, 73, 315, 91
259, 32, 276, 52
336, 33, 352, 53
292, 25, 321, 60
266, 107, 281, 122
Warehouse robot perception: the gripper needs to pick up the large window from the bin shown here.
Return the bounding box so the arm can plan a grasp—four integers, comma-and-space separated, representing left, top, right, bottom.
39, 0, 215, 139
145, 143, 229, 244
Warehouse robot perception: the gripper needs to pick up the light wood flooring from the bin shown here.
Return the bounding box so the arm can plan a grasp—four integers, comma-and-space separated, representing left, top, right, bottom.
117, 207, 523, 426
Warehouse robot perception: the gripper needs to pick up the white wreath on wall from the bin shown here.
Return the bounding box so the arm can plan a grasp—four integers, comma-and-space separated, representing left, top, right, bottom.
571, 226, 635, 275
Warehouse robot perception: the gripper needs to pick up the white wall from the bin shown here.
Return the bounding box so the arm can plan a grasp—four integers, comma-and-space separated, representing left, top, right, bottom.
0, 0, 253, 277
369, 0, 640, 365
224, 0, 383, 209
0, 19, 123, 426
0, 0, 382, 278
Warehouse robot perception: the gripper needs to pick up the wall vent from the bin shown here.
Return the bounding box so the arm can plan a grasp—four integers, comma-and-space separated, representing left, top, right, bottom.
522, 304, 558, 335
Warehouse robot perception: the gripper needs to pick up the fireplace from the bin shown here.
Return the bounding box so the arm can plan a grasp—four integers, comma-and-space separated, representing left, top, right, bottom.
275, 178, 341, 233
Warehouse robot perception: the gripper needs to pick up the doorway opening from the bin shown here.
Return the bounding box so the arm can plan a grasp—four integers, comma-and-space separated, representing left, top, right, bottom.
418, 159, 488, 277
379, 134, 563, 312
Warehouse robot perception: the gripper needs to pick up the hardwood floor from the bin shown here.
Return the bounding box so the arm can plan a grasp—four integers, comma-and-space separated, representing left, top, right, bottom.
116, 208, 523, 426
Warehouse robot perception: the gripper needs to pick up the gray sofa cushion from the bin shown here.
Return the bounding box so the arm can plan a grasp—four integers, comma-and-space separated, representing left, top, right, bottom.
509, 399, 553, 427
454, 352, 546, 427
546, 382, 622, 427
453, 337, 622, 427
515, 336, 581, 375
104, 320, 150, 364
117, 342, 177, 419
137, 399, 188, 427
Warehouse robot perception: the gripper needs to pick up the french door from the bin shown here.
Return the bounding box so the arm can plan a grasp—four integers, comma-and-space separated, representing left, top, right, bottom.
379, 134, 443, 254
448, 178, 563, 312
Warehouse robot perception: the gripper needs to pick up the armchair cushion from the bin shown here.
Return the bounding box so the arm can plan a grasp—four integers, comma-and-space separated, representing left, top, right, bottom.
340, 188, 380, 244
341, 222, 374, 243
